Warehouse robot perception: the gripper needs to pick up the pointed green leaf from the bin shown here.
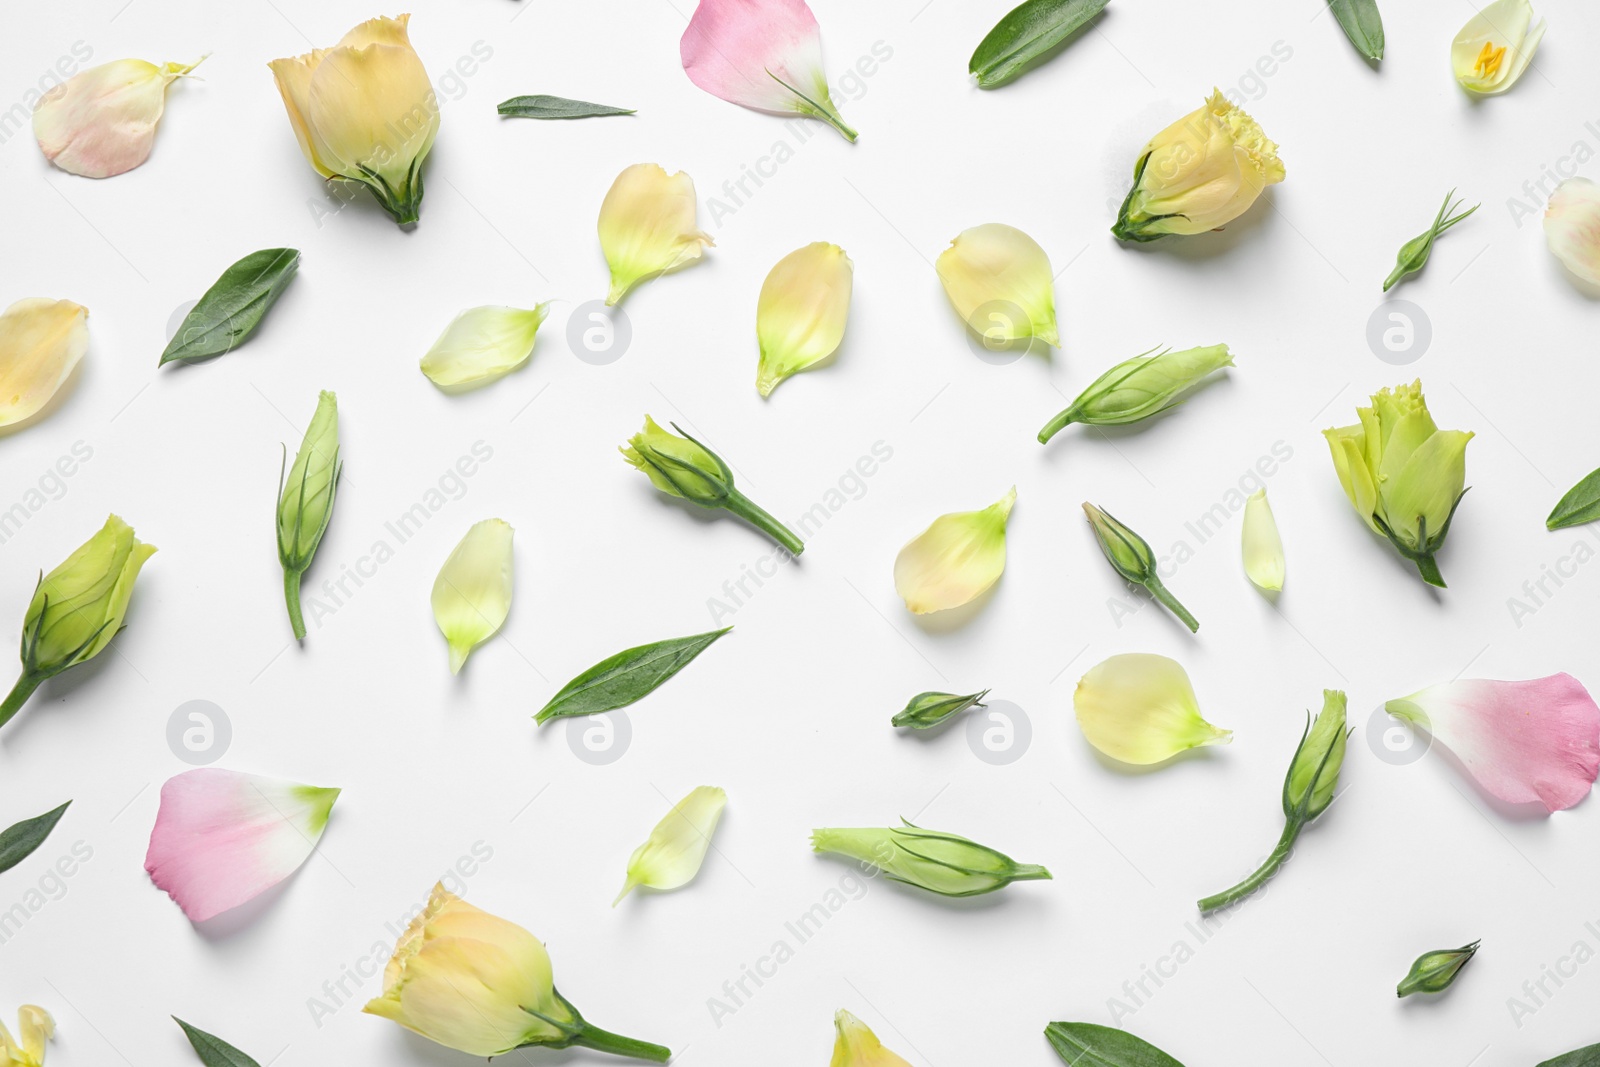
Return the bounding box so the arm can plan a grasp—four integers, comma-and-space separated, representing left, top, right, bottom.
536, 628, 731, 724
1548, 467, 1600, 530
497, 95, 635, 119
160, 249, 300, 365
969, 0, 1110, 88
1539, 1044, 1600, 1067
1045, 1022, 1186, 1067
0, 801, 70, 874
174, 1018, 262, 1067
1326, 0, 1384, 60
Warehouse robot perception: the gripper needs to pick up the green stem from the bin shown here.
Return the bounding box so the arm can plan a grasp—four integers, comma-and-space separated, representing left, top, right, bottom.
1197, 819, 1302, 914
725, 490, 805, 556
1146, 578, 1199, 633
1008, 863, 1053, 883
569, 1023, 672, 1062
284, 569, 307, 641
0, 672, 43, 731
1037, 408, 1079, 443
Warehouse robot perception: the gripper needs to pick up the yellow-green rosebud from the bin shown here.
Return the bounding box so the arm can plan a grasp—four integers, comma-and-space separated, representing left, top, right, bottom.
1397, 940, 1480, 998
1039, 344, 1234, 444
277, 390, 342, 640
1082, 503, 1198, 632
811, 820, 1050, 897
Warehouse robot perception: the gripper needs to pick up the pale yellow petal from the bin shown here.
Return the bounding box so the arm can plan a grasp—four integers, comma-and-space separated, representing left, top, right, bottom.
756, 242, 852, 396
935, 223, 1059, 346
1074, 653, 1232, 765
599, 164, 713, 305
420, 305, 548, 389
831, 1010, 912, 1067
893, 487, 1015, 615
1544, 178, 1600, 286
268, 50, 339, 178
615, 785, 727, 904
430, 519, 514, 674
0, 298, 88, 428
1241, 489, 1285, 592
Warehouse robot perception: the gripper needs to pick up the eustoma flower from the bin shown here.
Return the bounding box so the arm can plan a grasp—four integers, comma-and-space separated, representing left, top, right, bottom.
1082, 503, 1199, 631
0, 298, 88, 430
615, 785, 727, 904
1241, 489, 1285, 592
756, 242, 853, 396
1037, 344, 1233, 444
0, 516, 155, 731
364, 884, 671, 1061
1198, 690, 1348, 913
1384, 675, 1600, 812
277, 391, 341, 640
680, 0, 858, 142
431, 519, 514, 674
599, 164, 714, 305
893, 488, 1015, 614
420, 305, 549, 389
1074, 654, 1230, 765
935, 223, 1060, 351
0, 1006, 53, 1067
1543, 178, 1600, 287
831, 1011, 910, 1067
1451, 0, 1545, 95
269, 16, 439, 226
1112, 90, 1283, 242
1324, 380, 1472, 587
145, 769, 340, 922
811, 821, 1051, 896
33, 57, 204, 178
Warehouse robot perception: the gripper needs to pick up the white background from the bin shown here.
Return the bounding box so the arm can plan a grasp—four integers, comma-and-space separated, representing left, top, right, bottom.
2, 0, 1600, 1064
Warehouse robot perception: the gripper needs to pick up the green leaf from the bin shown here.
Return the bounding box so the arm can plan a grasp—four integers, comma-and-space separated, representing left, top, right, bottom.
1326, 0, 1384, 60
969, 0, 1110, 88
160, 249, 300, 365
1548, 467, 1600, 529
1539, 1044, 1600, 1067
498, 95, 636, 119
0, 801, 70, 874
174, 1019, 263, 1067
1045, 1022, 1186, 1067
535, 628, 731, 724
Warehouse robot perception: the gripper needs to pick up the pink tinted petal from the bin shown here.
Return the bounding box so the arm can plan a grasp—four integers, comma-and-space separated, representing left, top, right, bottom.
145, 769, 339, 922
680, 0, 827, 113
1389, 674, 1600, 812
32, 59, 194, 178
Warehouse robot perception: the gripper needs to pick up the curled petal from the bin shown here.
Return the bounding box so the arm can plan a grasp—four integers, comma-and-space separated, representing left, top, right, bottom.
420, 305, 549, 389
431, 519, 514, 673
1451, 0, 1545, 95
830, 1010, 912, 1067
1074, 653, 1232, 765
1544, 178, 1600, 287
599, 164, 713, 305
615, 785, 727, 904
1241, 489, 1285, 591
756, 242, 853, 396
893, 487, 1015, 614
145, 769, 340, 922
33, 57, 203, 178
0, 298, 88, 428
1386, 674, 1600, 812
936, 223, 1059, 347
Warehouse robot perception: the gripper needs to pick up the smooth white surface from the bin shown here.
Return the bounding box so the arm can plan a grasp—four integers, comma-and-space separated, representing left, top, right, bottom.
2, 1, 1600, 1065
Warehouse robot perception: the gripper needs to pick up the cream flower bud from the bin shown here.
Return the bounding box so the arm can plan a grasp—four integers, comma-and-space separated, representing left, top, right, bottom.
935, 223, 1060, 349
277, 391, 341, 640
599, 164, 713, 305
1113, 90, 1283, 241
0, 298, 88, 429
756, 242, 853, 396
1451, 0, 1545, 95
831, 1010, 911, 1067
431, 519, 514, 674
1544, 178, 1600, 287
615, 785, 727, 904
893, 487, 1015, 615
1074, 653, 1231, 765
420, 304, 549, 390
1241, 489, 1285, 592
33, 57, 204, 178
0, 1005, 54, 1067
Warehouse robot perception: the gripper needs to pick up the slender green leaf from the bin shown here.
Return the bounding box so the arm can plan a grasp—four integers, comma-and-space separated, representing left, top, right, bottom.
536, 628, 731, 724
0, 801, 70, 874
969, 0, 1109, 88
498, 95, 636, 119
1548, 467, 1600, 529
160, 249, 300, 365
1045, 1022, 1186, 1067
1540, 1044, 1600, 1067
1327, 0, 1384, 60
174, 1018, 261, 1067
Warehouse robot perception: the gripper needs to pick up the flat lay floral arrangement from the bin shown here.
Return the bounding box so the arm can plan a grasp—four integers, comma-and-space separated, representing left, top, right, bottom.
3, 0, 1600, 1064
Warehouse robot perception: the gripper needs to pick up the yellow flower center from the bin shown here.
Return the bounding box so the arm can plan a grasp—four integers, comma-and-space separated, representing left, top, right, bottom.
1473, 41, 1506, 78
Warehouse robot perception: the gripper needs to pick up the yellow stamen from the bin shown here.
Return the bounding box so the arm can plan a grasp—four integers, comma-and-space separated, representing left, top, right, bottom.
1473, 41, 1506, 78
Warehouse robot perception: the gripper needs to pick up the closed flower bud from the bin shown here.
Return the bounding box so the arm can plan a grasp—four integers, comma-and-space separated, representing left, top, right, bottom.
33, 57, 204, 178
269, 16, 439, 226
0, 298, 88, 430
1241, 489, 1285, 592
364, 884, 671, 1061
893, 487, 1015, 615
599, 164, 713, 305
810, 820, 1051, 897
277, 391, 342, 640
756, 242, 853, 397
1324, 380, 1472, 587
935, 223, 1060, 349
1039, 344, 1233, 444
1397, 941, 1480, 997
1082, 503, 1198, 631
1, 515, 156, 731
1113, 90, 1284, 242
831, 1010, 911, 1067
891, 689, 989, 730
0, 1005, 53, 1067
1451, 0, 1543, 95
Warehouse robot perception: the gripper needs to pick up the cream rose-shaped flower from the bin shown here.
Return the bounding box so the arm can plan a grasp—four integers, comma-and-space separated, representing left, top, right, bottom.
893, 487, 1016, 615
599, 163, 714, 305
1451, 0, 1545, 95
269, 15, 439, 226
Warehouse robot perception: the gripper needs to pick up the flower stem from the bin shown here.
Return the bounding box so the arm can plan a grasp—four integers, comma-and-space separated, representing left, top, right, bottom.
1197, 819, 1302, 914
726, 491, 804, 556
570, 1023, 672, 1062
1146, 578, 1200, 632
284, 569, 307, 641
0, 672, 43, 731
1037, 408, 1079, 443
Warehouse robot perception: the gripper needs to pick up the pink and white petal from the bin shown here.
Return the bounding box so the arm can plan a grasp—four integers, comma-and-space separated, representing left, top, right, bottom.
680, 0, 827, 114
1387, 674, 1600, 812
145, 769, 340, 922
32, 59, 188, 178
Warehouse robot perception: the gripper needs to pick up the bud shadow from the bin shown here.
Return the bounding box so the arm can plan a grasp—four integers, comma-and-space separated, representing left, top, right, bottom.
394, 1029, 525, 1065
1547, 257, 1600, 301
811, 852, 1043, 913
192, 873, 301, 941
907, 581, 998, 634
1087, 742, 1229, 776
0, 653, 116, 742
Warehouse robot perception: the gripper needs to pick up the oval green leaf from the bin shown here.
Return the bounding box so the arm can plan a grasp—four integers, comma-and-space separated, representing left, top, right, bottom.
1548, 467, 1600, 530
174, 1018, 261, 1067
1540, 1045, 1600, 1067
1327, 0, 1384, 60
1045, 1022, 1186, 1067
498, 95, 636, 119
536, 628, 730, 724
160, 248, 300, 365
0, 801, 70, 874
969, 0, 1110, 89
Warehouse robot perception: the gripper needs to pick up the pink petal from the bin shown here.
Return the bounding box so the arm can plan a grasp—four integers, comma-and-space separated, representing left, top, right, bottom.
1387, 674, 1600, 812
680, 0, 829, 114
145, 769, 340, 922
32, 59, 197, 179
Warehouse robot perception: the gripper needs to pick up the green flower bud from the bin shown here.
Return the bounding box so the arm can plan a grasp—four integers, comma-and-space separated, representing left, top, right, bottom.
890, 689, 988, 730
1383, 191, 1477, 292
1082, 503, 1198, 632
277, 391, 342, 640
2, 515, 157, 730
1284, 689, 1349, 820
1397, 940, 1479, 997
811, 820, 1051, 897
1038, 344, 1234, 444
621, 415, 804, 555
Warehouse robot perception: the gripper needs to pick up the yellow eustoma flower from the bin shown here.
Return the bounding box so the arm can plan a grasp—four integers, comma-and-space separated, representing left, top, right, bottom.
615, 785, 727, 904
756, 242, 853, 396
935, 223, 1060, 349
1074, 653, 1232, 765
1113, 90, 1283, 242
1451, 0, 1545, 95
0, 1006, 53, 1067
599, 164, 713, 305
430, 519, 514, 674
0, 298, 88, 429
830, 1010, 911, 1067
893, 487, 1015, 615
